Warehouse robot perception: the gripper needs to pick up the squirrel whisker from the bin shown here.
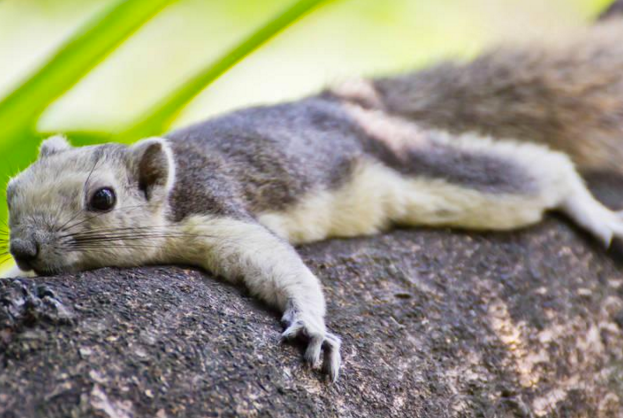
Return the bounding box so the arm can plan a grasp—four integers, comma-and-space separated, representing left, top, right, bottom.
59, 204, 151, 235
65, 245, 165, 251
66, 233, 214, 244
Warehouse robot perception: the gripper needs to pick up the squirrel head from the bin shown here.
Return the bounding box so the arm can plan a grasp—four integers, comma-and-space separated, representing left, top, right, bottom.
6, 136, 176, 275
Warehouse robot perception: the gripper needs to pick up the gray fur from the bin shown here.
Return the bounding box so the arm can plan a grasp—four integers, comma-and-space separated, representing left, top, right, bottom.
386, 130, 537, 195
165, 98, 363, 221
39, 135, 72, 158
8, 143, 126, 210
165, 96, 535, 222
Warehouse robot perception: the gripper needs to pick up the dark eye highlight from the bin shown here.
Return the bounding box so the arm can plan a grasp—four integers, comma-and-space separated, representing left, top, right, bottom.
89, 187, 116, 212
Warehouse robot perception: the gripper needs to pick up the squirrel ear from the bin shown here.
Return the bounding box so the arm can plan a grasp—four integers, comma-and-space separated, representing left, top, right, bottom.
39, 135, 71, 158
128, 137, 176, 202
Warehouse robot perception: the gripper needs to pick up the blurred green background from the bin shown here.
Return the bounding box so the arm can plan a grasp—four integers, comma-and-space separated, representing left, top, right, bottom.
0, 0, 613, 269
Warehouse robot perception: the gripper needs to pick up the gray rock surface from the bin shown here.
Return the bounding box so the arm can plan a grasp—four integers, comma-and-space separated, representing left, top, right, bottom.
2, 173, 623, 417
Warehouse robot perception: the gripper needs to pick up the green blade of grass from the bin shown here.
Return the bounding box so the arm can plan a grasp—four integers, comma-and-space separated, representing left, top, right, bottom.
0, 0, 178, 140
118, 0, 335, 142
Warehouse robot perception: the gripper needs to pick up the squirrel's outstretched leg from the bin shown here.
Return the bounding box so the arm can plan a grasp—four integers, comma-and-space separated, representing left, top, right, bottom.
376, 126, 623, 246
559, 174, 623, 247
173, 215, 341, 381
392, 147, 623, 247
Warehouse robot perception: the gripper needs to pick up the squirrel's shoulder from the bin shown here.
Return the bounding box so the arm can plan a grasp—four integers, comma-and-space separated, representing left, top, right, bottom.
162, 95, 373, 222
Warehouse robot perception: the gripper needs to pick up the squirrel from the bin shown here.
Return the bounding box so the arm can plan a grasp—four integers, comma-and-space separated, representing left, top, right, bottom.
5, 14, 623, 382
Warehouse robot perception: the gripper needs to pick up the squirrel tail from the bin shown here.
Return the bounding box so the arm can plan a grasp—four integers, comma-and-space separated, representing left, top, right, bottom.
337, 9, 623, 173
600, 0, 623, 21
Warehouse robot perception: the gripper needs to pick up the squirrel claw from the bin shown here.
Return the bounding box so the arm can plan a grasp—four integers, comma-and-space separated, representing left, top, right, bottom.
281, 310, 342, 382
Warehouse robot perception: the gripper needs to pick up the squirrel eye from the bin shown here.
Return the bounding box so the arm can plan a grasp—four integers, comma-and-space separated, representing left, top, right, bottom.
89, 187, 116, 212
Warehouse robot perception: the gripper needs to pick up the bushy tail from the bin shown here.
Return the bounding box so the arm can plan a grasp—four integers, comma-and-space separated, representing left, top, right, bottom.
600, 0, 623, 21
361, 9, 623, 173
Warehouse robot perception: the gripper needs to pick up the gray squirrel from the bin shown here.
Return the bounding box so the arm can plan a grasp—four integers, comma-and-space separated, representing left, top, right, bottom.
5, 15, 623, 382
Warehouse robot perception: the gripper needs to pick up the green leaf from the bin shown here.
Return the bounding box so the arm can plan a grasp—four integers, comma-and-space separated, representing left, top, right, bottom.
118, 0, 335, 142
0, 0, 178, 140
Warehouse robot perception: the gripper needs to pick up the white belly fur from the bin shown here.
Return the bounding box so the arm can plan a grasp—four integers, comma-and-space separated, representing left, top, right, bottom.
257, 160, 560, 245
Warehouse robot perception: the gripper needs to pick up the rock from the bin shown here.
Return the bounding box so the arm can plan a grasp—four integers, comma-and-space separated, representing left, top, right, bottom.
1, 173, 623, 417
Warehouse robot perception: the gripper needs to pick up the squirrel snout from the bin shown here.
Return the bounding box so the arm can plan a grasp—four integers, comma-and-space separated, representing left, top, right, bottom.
10, 238, 39, 269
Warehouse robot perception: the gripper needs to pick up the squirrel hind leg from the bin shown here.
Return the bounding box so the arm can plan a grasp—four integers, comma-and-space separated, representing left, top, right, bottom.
560, 176, 623, 248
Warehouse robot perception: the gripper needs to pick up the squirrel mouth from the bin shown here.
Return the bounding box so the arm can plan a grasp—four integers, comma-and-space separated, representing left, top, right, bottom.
13, 258, 35, 274
33, 268, 53, 277
32, 262, 68, 277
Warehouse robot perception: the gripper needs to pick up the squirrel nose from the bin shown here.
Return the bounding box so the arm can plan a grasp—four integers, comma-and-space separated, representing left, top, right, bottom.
10, 238, 39, 266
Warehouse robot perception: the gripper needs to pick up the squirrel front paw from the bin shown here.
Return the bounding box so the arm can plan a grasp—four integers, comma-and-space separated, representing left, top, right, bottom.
281, 306, 342, 382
